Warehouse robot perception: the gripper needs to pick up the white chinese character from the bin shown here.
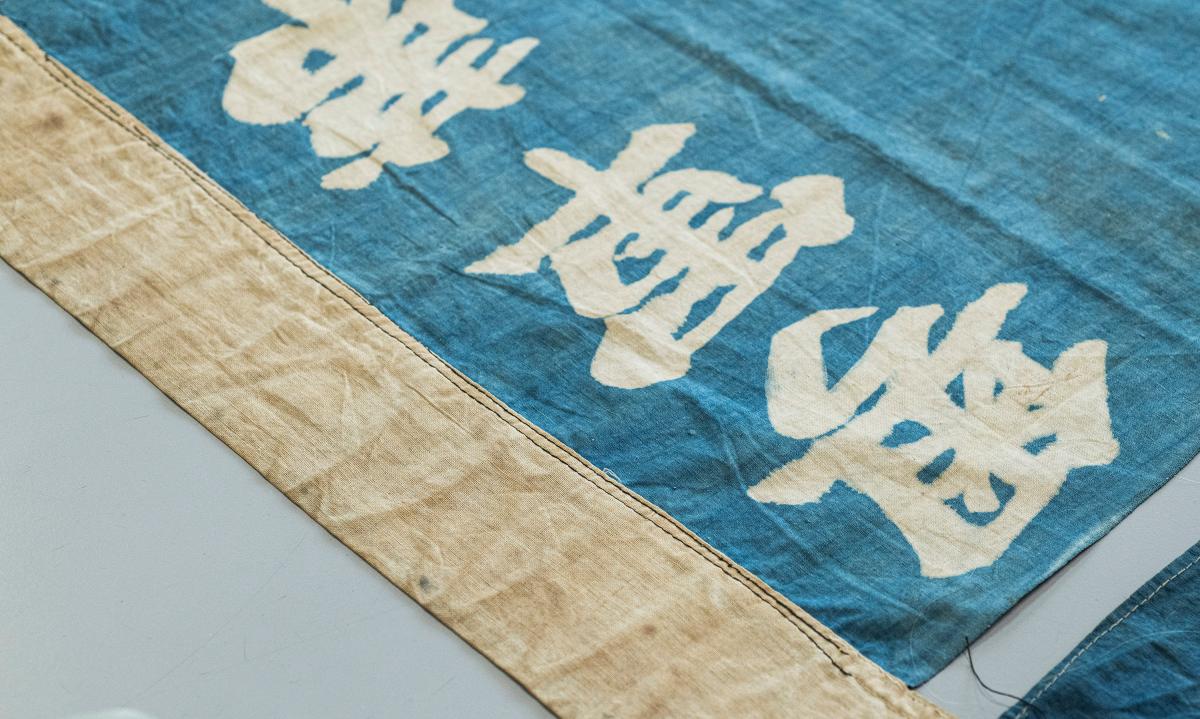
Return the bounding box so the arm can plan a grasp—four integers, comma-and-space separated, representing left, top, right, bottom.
466, 123, 855, 388
224, 0, 538, 189
748, 283, 1119, 577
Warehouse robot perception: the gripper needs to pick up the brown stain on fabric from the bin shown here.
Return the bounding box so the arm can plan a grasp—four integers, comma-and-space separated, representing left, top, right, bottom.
37, 112, 65, 131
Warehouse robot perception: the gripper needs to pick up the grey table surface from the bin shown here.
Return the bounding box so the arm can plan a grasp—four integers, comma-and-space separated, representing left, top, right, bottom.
2, 258, 1198, 719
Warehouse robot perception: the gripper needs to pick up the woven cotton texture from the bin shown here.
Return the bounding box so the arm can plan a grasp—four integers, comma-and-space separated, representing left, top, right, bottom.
4, 0, 1199, 685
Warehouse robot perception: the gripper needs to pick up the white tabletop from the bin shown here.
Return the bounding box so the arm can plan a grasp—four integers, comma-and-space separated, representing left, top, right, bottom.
3, 259, 1197, 719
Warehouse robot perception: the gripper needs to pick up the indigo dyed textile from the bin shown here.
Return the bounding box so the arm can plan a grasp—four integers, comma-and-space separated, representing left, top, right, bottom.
7, 0, 1198, 683
1006, 542, 1200, 718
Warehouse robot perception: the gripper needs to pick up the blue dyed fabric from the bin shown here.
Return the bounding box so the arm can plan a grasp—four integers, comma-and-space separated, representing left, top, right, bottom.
6, 0, 1198, 684
1006, 543, 1200, 718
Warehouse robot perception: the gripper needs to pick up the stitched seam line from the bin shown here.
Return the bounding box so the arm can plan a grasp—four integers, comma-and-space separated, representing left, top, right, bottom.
0, 23, 934, 714
1016, 549, 1200, 718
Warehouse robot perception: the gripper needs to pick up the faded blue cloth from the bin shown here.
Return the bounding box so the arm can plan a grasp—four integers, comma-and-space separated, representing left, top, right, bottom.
5, 0, 1198, 684
1005, 542, 1200, 718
